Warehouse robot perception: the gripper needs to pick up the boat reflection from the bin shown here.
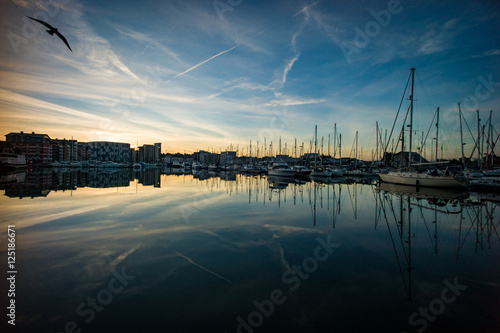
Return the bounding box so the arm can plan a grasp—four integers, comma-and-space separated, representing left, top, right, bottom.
375, 182, 499, 301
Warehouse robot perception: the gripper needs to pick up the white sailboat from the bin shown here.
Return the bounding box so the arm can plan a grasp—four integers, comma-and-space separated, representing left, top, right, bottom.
378, 68, 466, 188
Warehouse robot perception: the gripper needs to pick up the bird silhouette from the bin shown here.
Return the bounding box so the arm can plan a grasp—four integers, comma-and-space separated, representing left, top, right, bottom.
27, 16, 72, 52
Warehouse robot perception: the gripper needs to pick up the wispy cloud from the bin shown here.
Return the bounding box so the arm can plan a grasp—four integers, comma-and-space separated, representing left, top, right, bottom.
281, 55, 299, 88
115, 27, 181, 62
265, 97, 324, 107
417, 18, 461, 55
0, 88, 103, 122
472, 49, 500, 58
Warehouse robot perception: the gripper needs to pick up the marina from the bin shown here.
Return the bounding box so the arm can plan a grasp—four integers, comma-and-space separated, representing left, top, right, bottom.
1, 1, 499, 331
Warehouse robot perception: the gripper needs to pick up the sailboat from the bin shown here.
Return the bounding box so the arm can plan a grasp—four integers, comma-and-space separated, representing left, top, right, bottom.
378, 68, 466, 188
329, 123, 344, 177
310, 125, 333, 178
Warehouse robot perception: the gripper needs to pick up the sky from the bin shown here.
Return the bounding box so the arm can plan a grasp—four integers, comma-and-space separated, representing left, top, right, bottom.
0, 0, 499, 160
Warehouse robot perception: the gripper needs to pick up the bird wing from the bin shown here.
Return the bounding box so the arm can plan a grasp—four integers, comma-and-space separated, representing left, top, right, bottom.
27, 16, 54, 29
55, 31, 73, 52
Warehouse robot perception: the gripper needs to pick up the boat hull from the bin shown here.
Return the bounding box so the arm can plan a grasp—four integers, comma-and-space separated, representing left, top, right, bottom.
469, 177, 500, 193
268, 170, 296, 177
330, 169, 344, 177
378, 172, 465, 188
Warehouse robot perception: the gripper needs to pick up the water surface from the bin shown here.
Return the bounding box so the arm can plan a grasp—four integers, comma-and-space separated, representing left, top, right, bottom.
0, 169, 498, 332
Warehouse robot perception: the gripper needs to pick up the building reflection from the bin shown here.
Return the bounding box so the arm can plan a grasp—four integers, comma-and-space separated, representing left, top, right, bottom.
0, 168, 166, 198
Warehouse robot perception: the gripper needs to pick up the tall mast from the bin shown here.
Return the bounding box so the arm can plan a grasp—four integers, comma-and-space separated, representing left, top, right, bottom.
334, 123, 337, 166
264, 138, 267, 158
435, 107, 439, 162
294, 138, 297, 158
408, 67, 415, 170
328, 134, 331, 157
458, 103, 465, 169
314, 125, 318, 165
488, 110, 493, 168
477, 110, 481, 170
355, 130, 358, 169
376, 121, 379, 163
339, 134, 342, 166
400, 127, 405, 169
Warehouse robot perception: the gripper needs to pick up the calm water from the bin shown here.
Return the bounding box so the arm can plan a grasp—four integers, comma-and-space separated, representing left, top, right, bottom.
0, 169, 499, 333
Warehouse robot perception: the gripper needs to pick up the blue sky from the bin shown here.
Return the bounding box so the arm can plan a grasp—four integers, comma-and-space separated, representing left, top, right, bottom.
0, 0, 499, 159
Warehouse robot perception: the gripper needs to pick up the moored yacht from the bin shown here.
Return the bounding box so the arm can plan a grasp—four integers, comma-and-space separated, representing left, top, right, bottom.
293, 165, 311, 177
377, 68, 466, 189
379, 170, 466, 188
310, 167, 332, 177
268, 162, 295, 177
328, 167, 344, 177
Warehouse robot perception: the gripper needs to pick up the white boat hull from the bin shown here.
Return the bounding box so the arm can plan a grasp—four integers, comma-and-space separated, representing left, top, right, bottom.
378, 172, 465, 188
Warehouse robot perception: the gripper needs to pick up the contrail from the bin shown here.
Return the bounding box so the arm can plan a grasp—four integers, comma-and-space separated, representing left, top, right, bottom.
174, 251, 232, 284
292, 0, 322, 17
167, 44, 240, 82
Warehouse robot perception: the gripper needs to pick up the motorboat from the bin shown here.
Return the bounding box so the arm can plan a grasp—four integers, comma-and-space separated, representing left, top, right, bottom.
293, 165, 311, 177
268, 162, 295, 177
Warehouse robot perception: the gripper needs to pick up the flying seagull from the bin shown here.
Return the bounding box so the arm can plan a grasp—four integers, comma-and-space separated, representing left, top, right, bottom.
27, 16, 72, 52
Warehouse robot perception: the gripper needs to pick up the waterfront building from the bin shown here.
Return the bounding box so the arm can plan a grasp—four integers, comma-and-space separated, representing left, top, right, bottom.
130, 148, 138, 164
139, 144, 155, 163
5, 131, 53, 164
154, 143, 161, 163
220, 151, 237, 165
194, 150, 211, 164
52, 139, 78, 162
76, 142, 91, 161
87, 141, 131, 163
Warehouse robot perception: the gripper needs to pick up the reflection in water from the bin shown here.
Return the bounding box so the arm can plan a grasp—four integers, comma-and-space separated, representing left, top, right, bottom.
0, 168, 166, 198
376, 183, 498, 304
0, 171, 499, 332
